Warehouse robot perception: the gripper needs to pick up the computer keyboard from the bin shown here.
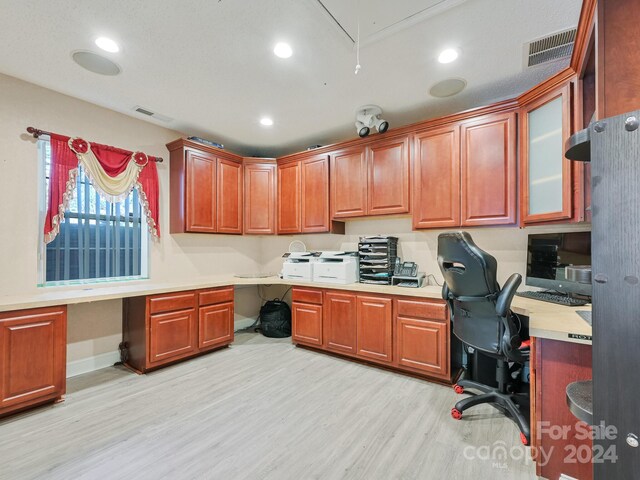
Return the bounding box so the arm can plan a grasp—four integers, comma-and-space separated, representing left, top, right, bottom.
516, 291, 590, 307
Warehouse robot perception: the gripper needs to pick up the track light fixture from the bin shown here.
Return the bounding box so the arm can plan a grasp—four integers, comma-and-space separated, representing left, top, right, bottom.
354, 105, 389, 137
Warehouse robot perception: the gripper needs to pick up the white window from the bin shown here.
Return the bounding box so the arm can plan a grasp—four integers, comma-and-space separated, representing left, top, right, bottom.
38, 138, 149, 286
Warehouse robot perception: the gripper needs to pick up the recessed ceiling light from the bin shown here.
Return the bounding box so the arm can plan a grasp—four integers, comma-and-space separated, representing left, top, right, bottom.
273, 42, 293, 59
438, 48, 459, 64
95, 37, 120, 53
260, 117, 274, 126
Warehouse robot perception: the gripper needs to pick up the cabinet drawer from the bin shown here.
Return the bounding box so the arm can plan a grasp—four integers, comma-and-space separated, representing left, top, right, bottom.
291, 288, 323, 305
395, 299, 447, 321
149, 291, 196, 315
199, 287, 234, 307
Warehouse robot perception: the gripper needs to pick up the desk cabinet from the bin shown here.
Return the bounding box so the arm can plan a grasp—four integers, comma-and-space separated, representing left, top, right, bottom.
531, 337, 593, 480
123, 287, 234, 373
292, 288, 323, 347
356, 295, 393, 364
168, 138, 243, 235
292, 288, 451, 381
323, 291, 357, 356
0, 306, 66, 417
395, 299, 450, 379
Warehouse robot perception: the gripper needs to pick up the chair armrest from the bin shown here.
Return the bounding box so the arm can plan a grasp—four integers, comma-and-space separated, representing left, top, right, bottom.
442, 283, 450, 301
496, 273, 522, 317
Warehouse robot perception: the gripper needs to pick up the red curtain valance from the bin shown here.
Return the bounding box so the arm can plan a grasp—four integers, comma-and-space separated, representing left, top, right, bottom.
44, 133, 160, 243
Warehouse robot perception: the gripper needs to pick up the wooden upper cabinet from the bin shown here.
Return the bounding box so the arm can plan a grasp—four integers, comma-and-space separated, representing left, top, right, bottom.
244, 161, 276, 235
413, 126, 461, 229
277, 161, 301, 234
330, 147, 368, 218
367, 136, 410, 215
520, 83, 573, 224
301, 155, 330, 233
185, 150, 217, 233
460, 111, 517, 226
0, 307, 66, 415
217, 158, 243, 234
167, 138, 244, 234
323, 291, 357, 356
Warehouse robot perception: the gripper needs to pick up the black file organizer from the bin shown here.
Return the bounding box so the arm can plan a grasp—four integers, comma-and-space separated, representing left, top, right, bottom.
358, 236, 398, 285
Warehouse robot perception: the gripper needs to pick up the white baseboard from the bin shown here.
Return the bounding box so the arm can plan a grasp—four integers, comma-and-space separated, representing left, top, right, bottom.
66, 350, 121, 378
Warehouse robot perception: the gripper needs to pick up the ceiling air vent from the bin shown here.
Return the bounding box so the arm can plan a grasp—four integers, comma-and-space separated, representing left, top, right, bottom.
132, 106, 173, 123
525, 28, 577, 67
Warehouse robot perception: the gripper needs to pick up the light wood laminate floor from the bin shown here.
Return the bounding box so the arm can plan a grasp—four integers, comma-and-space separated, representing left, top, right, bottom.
1, 333, 538, 480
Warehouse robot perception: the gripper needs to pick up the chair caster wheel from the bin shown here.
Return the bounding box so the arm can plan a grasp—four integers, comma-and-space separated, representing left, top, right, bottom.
520, 433, 529, 446
451, 408, 463, 420
453, 384, 464, 394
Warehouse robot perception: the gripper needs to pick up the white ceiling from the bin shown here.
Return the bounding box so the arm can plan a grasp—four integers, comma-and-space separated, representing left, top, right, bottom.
0, 0, 582, 157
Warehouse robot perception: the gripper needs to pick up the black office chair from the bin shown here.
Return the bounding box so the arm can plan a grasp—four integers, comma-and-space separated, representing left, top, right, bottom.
437, 231, 530, 445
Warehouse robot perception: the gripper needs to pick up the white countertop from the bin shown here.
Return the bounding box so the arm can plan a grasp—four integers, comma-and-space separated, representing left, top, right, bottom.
0, 276, 592, 344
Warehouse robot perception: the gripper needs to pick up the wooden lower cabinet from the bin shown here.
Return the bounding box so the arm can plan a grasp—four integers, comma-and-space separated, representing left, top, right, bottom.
199, 302, 234, 351
149, 309, 197, 365
395, 299, 450, 379
531, 337, 593, 480
0, 306, 67, 417
356, 295, 393, 364
123, 287, 234, 373
323, 291, 357, 355
292, 302, 323, 347
291, 288, 451, 381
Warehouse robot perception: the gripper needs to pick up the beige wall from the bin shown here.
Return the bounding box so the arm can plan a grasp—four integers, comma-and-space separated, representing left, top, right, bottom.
0, 73, 264, 372
0, 73, 590, 375
261, 217, 590, 292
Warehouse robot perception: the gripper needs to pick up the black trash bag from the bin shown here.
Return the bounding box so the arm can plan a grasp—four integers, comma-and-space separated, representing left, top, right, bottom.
257, 300, 291, 338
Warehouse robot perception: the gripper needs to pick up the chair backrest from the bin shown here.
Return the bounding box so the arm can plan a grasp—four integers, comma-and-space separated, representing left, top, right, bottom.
437, 231, 522, 360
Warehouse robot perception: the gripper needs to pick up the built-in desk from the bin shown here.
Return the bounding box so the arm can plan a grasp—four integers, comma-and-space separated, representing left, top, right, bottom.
0, 275, 592, 344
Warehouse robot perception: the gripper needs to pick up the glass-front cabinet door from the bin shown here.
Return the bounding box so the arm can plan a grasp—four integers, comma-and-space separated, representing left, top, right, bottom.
520, 83, 573, 224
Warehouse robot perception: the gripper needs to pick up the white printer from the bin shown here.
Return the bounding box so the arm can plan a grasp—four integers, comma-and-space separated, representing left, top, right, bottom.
312, 251, 359, 285
281, 252, 316, 281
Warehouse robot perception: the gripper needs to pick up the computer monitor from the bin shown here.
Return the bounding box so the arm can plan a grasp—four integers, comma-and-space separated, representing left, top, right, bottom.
526, 231, 592, 297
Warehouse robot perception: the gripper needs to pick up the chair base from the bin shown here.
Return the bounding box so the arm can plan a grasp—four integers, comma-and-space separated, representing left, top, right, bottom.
453, 378, 531, 445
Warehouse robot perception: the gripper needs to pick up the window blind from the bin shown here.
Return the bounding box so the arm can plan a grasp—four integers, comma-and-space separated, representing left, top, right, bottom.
43, 141, 145, 283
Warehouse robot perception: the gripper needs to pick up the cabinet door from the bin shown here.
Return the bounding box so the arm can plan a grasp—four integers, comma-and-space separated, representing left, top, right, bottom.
277, 161, 301, 234
460, 112, 517, 226
330, 147, 367, 218
397, 316, 449, 377
185, 150, 217, 232
199, 302, 234, 351
301, 155, 330, 233
244, 162, 276, 235
521, 84, 573, 224
0, 307, 66, 411
324, 292, 357, 356
413, 126, 461, 229
367, 136, 410, 215
356, 296, 392, 364
216, 158, 243, 234
149, 309, 197, 365
292, 302, 323, 346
